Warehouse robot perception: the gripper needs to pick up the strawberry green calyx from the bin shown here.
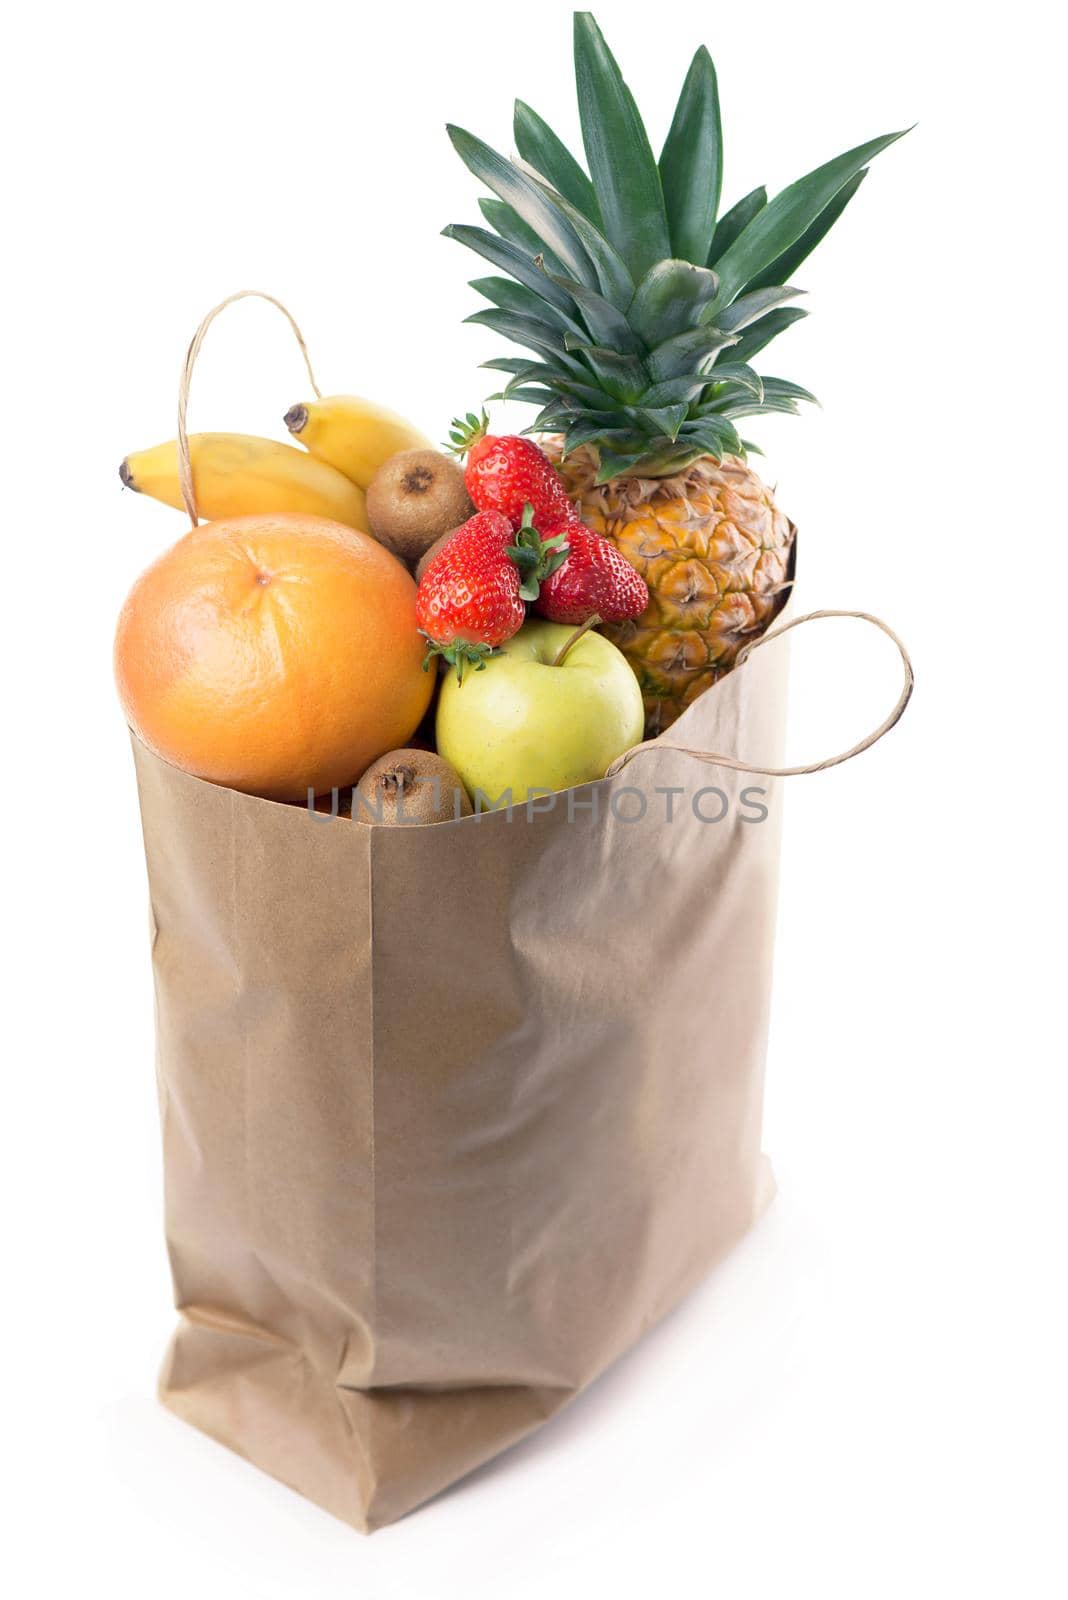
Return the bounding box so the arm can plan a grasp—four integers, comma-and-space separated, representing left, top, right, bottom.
414, 503, 568, 682
445, 409, 490, 458
505, 502, 570, 601
420, 633, 499, 684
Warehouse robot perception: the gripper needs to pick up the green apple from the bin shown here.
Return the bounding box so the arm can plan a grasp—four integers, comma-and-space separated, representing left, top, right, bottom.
436, 619, 644, 809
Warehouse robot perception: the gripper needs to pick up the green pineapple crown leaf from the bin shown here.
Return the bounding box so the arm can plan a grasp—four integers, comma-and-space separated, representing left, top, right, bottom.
444, 10, 909, 479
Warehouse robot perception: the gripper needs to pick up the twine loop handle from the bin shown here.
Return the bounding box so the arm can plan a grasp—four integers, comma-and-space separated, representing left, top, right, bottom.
177, 290, 322, 525
606, 610, 914, 780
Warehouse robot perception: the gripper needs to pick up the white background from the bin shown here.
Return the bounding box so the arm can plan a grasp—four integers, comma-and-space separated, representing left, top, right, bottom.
3, 1, 1064, 1594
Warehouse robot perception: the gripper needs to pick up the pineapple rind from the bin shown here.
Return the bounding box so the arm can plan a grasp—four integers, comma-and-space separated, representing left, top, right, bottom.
545, 442, 795, 735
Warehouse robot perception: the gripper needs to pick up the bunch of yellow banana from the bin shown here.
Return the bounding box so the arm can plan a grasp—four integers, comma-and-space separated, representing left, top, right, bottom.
283, 395, 431, 487
120, 434, 370, 530
121, 398, 430, 531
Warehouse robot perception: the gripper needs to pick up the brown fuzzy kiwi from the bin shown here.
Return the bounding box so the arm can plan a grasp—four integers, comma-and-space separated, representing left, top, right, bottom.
366, 450, 473, 563
352, 749, 473, 826
415, 523, 464, 581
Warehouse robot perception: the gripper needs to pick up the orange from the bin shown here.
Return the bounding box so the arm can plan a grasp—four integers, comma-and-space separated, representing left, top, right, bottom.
115, 513, 434, 802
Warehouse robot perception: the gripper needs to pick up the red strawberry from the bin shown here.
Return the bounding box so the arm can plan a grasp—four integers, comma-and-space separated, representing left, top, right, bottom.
415, 505, 569, 680
448, 412, 575, 530
535, 518, 649, 626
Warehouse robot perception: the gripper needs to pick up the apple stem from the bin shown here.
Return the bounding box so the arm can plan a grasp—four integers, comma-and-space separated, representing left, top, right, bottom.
552, 613, 602, 667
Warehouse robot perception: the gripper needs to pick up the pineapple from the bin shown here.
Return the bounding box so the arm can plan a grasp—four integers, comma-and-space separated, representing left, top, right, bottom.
545, 441, 795, 732
445, 11, 905, 732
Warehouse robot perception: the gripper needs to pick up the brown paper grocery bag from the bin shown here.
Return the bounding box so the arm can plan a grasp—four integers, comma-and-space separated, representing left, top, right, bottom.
131, 601, 911, 1532
128, 294, 913, 1531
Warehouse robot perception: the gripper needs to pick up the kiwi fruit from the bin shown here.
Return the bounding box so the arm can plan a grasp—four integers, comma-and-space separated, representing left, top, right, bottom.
415, 524, 463, 581
366, 449, 473, 563
352, 749, 473, 826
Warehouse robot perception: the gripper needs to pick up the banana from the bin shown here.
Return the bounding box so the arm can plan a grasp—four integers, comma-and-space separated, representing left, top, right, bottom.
120, 433, 369, 531
284, 395, 433, 490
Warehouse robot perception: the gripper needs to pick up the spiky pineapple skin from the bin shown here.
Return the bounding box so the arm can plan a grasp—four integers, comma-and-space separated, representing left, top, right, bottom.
546, 444, 796, 735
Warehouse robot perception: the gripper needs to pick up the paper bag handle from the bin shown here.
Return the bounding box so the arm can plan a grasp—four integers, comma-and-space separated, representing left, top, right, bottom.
177, 290, 322, 526
605, 610, 914, 780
